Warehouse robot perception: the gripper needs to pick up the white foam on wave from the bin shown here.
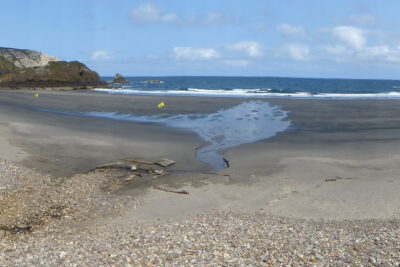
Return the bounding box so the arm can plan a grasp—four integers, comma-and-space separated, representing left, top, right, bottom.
94, 88, 400, 99
313, 92, 400, 98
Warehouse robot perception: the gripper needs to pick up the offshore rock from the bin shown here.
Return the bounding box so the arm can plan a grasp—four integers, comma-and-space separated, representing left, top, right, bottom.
113, 73, 128, 84
0, 47, 105, 89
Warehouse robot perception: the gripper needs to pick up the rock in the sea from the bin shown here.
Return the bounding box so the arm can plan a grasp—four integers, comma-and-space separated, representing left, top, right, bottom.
113, 73, 128, 84
0, 47, 104, 88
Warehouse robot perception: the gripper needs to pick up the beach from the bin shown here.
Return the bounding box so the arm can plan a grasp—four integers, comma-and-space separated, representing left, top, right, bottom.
1, 90, 400, 265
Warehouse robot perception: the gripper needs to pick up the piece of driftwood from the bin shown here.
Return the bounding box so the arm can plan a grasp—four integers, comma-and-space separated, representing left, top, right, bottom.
335, 176, 355, 180
154, 159, 176, 168
223, 157, 230, 168
125, 175, 136, 182
153, 169, 165, 175
124, 159, 155, 166
94, 162, 135, 171
325, 176, 356, 182
325, 178, 337, 182
153, 184, 189, 195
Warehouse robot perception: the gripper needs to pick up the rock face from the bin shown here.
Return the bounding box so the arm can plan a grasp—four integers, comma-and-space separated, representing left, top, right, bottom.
0, 47, 58, 68
113, 73, 128, 84
0, 47, 104, 88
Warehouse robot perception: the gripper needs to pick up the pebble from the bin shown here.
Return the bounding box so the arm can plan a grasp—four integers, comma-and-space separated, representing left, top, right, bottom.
1, 160, 400, 266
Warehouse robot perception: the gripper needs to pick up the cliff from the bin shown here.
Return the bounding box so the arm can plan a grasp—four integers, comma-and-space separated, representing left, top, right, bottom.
0, 47, 58, 68
0, 47, 104, 89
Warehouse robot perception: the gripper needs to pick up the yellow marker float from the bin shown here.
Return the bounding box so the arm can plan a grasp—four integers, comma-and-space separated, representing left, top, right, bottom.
33, 93, 39, 98
157, 101, 165, 109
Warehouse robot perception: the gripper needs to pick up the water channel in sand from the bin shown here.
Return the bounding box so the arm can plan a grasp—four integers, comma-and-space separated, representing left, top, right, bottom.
38, 101, 291, 172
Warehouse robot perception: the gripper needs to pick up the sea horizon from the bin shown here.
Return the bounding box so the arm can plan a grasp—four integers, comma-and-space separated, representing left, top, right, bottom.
102, 75, 400, 82
96, 75, 400, 99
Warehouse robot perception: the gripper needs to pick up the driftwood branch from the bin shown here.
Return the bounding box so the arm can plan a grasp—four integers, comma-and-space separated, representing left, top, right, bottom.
124, 159, 155, 165
153, 184, 189, 195
223, 157, 230, 168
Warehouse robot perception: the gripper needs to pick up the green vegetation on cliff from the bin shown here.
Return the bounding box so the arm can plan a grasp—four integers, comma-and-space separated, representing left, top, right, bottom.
0, 56, 17, 77
0, 48, 104, 88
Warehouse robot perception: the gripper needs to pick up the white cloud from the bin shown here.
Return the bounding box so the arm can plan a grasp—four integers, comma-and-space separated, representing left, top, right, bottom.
162, 14, 178, 23
362, 46, 390, 57
332, 26, 366, 50
276, 24, 305, 38
90, 50, 113, 61
323, 41, 400, 64
348, 14, 377, 27
131, 3, 177, 24
175, 13, 239, 27
223, 60, 249, 67
228, 41, 263, 58
359, 46, 400, 63
173, 47, 220, 61
323, 45, 349, 55
284, 44, 310, 61
131, 4, 237, 27
201, 13, 237, 26
326, 26, 400, 63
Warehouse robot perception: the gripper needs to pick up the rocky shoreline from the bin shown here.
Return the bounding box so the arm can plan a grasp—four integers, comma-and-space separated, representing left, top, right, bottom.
1, 160, 399, 266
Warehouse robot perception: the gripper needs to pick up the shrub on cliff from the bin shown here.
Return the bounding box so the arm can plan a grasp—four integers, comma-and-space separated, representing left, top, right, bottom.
0, 60, 104, 87
0, 48, 104, 88
0, 56, 17, 77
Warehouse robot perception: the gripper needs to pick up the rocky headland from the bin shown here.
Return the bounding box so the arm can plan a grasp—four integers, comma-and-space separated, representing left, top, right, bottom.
0, 47, 105, 89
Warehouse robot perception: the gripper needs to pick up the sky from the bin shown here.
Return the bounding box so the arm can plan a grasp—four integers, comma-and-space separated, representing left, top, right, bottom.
2, 0, 400, 79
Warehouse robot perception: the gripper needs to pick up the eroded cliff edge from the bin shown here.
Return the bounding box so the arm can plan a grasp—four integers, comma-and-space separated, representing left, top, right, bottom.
0, 47, 105, 89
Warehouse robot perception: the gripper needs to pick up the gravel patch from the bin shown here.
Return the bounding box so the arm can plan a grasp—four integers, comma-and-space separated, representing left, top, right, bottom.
0, 211, 399, 266
0, 160, 27, 194
0, 160, 135, 234
1, 160, 399, 266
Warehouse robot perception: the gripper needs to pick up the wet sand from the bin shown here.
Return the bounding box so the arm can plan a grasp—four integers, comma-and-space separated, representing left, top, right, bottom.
1, 90, 400, 220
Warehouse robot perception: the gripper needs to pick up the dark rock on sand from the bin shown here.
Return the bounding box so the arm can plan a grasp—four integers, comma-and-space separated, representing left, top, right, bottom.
0, 47, 105, 89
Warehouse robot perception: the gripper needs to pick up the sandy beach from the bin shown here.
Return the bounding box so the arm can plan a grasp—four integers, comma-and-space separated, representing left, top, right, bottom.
1, 90, 400, 265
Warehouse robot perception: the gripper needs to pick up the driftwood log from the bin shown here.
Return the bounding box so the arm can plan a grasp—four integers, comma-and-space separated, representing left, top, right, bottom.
153, 184, 189, 195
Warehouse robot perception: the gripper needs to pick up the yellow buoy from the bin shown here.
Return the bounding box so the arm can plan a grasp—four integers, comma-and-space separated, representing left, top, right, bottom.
157, 101, 165, 109
34, 93, 39, 98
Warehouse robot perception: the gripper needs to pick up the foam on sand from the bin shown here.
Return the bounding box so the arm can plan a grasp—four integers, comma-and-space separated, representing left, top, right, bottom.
37, 101, 291, 172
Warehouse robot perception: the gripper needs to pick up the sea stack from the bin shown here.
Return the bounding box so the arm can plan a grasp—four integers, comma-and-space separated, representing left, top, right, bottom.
0, 47, 105, 89
113, 73, 128, 84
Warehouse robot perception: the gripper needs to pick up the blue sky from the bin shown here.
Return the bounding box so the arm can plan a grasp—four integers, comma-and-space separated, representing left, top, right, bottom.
2, 0, 400, 79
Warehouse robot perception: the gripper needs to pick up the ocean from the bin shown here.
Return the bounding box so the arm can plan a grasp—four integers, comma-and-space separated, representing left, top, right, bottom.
95, 76, 400, 99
